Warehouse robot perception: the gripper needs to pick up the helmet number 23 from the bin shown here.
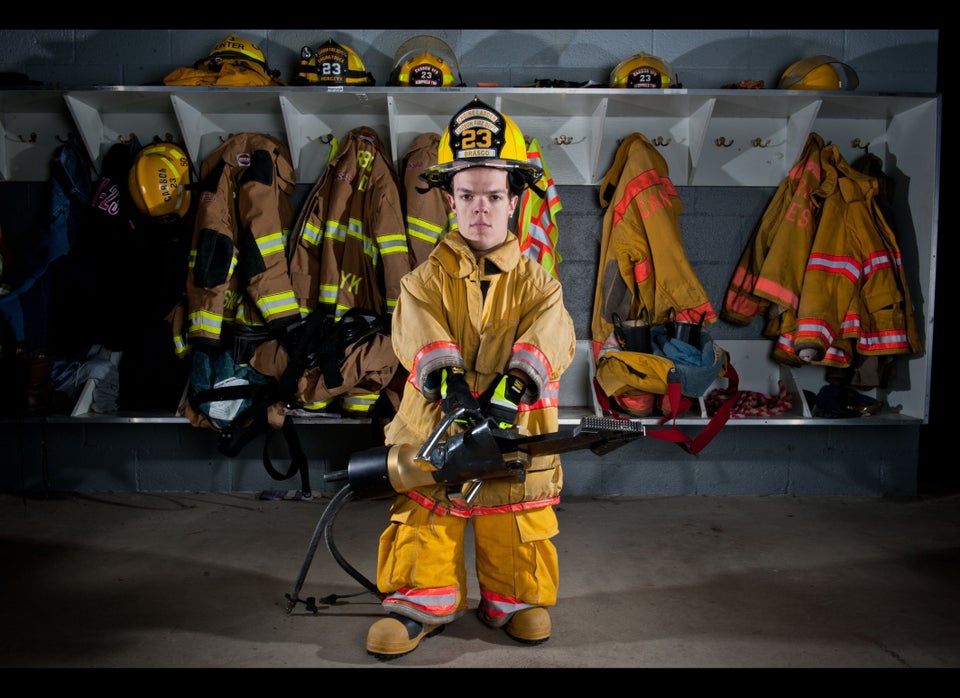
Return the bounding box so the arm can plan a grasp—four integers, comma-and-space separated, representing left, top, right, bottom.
460, 128, 492, 150
321, 61, 344, 77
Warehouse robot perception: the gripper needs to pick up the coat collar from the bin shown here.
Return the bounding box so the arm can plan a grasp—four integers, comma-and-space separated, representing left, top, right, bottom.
432, 230, 521, 277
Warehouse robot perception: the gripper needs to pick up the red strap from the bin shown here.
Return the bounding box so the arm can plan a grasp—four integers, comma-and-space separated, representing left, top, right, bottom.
648, 364, 739, 454
591, 364, 740, 455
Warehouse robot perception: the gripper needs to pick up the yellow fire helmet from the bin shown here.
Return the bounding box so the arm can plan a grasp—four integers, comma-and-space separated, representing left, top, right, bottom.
388, 35, 464, 87
128, 141, 192, 222
293, 38, 375, 86
778, 55, 859, 91
610, 52, 681, 89
209, 34, 267, 65
420, 97, 545, 197
200, 34, 283, 83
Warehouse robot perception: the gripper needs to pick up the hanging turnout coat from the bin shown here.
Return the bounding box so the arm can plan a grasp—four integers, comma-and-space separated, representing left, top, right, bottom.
176, 132, 300, 351
720, 132, 829, 345
591, 132, 716, 355
778, 145, 923, 367
287, 125, 410, 322
398, 132, 456, 269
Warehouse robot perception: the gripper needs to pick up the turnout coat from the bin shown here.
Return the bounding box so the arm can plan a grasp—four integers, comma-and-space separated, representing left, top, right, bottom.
385, 230, 576, 512
591, 132, 716, 356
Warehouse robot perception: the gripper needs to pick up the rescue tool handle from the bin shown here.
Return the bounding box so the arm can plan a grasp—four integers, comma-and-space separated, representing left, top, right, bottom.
414, 407, 478, 466
323, 415, 650, 501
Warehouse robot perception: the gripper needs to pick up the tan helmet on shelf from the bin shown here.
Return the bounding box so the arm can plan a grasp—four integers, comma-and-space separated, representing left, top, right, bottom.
777, 55, 859, 91
293, 38, 375, 86
388, 35, 465, 87
610, 52, 681, 89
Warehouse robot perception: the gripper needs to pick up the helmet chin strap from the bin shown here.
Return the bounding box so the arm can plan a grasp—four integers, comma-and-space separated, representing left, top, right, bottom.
521, 172, 547, 199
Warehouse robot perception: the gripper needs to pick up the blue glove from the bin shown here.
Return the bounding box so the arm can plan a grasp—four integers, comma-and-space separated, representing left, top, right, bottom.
483, 373, 527, 429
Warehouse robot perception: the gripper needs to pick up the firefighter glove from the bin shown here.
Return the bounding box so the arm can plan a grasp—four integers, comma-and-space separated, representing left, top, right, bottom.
483, 372, 526, 429
438, 367, 480, 422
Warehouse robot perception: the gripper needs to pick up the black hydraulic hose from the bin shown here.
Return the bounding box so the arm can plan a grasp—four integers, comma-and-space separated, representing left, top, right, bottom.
323, 484, 384, 600
284, 482, 383, 614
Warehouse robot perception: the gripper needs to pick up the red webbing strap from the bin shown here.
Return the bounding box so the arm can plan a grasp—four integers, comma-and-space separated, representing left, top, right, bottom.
647, 364, 740, 454
590, 363, 740, 455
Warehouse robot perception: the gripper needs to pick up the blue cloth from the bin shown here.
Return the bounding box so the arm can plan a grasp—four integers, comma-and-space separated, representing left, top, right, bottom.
651, 326, 723, 397
190, 349, 274, 429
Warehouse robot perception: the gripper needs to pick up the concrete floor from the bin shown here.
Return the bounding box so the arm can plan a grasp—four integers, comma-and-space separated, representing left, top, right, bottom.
1, 488, 959, 670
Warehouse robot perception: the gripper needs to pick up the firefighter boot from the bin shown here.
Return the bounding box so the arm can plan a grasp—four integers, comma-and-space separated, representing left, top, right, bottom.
505, 608, 551, 644
480, 606, 552, 645
366, 612, 444, 659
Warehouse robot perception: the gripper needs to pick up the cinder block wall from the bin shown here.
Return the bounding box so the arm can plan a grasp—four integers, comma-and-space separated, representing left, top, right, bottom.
0, 28, 941, 496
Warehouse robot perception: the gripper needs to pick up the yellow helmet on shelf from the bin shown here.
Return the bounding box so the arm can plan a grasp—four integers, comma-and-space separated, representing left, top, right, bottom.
388, 35, 464, 87
209, 34, 268, 66
420, 97, 543, 195
610, 52, 680, 89
128, 142, 192, 222
293, 38, 375, 86
778, 55, 859, 91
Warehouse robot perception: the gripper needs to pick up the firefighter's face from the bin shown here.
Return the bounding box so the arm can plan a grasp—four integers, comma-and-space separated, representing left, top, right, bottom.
446, 167, 518, 255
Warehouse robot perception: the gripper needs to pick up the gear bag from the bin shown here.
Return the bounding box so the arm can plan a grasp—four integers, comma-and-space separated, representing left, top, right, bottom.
183, 342, 305, 490
180, 307, 399, 496
594, 326, 735, 454
596, 327, 727, 402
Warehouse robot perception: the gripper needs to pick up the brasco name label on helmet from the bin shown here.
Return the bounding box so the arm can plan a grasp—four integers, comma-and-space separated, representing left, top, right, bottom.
459, 147, 498, 158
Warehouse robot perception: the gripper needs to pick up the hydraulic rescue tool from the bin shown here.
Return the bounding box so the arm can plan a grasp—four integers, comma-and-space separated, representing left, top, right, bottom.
284, 407, 648, 614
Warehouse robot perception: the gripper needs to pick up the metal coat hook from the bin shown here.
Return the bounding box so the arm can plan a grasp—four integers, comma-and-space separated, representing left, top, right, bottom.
554, 135, 583, 146
751, 137, 771, 148
5, 132, 37, 143
652, 136, 672, 147
317, 133, 334, 144
852, 138, 870, 153
715, 137, 734, 147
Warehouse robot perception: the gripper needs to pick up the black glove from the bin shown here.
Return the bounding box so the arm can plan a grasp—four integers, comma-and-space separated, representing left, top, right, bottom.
483, 373, 527, 429
438, 367, 480, 421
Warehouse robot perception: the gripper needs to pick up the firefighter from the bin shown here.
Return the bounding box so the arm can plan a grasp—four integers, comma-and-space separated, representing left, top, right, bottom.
365, 98, 576, 659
